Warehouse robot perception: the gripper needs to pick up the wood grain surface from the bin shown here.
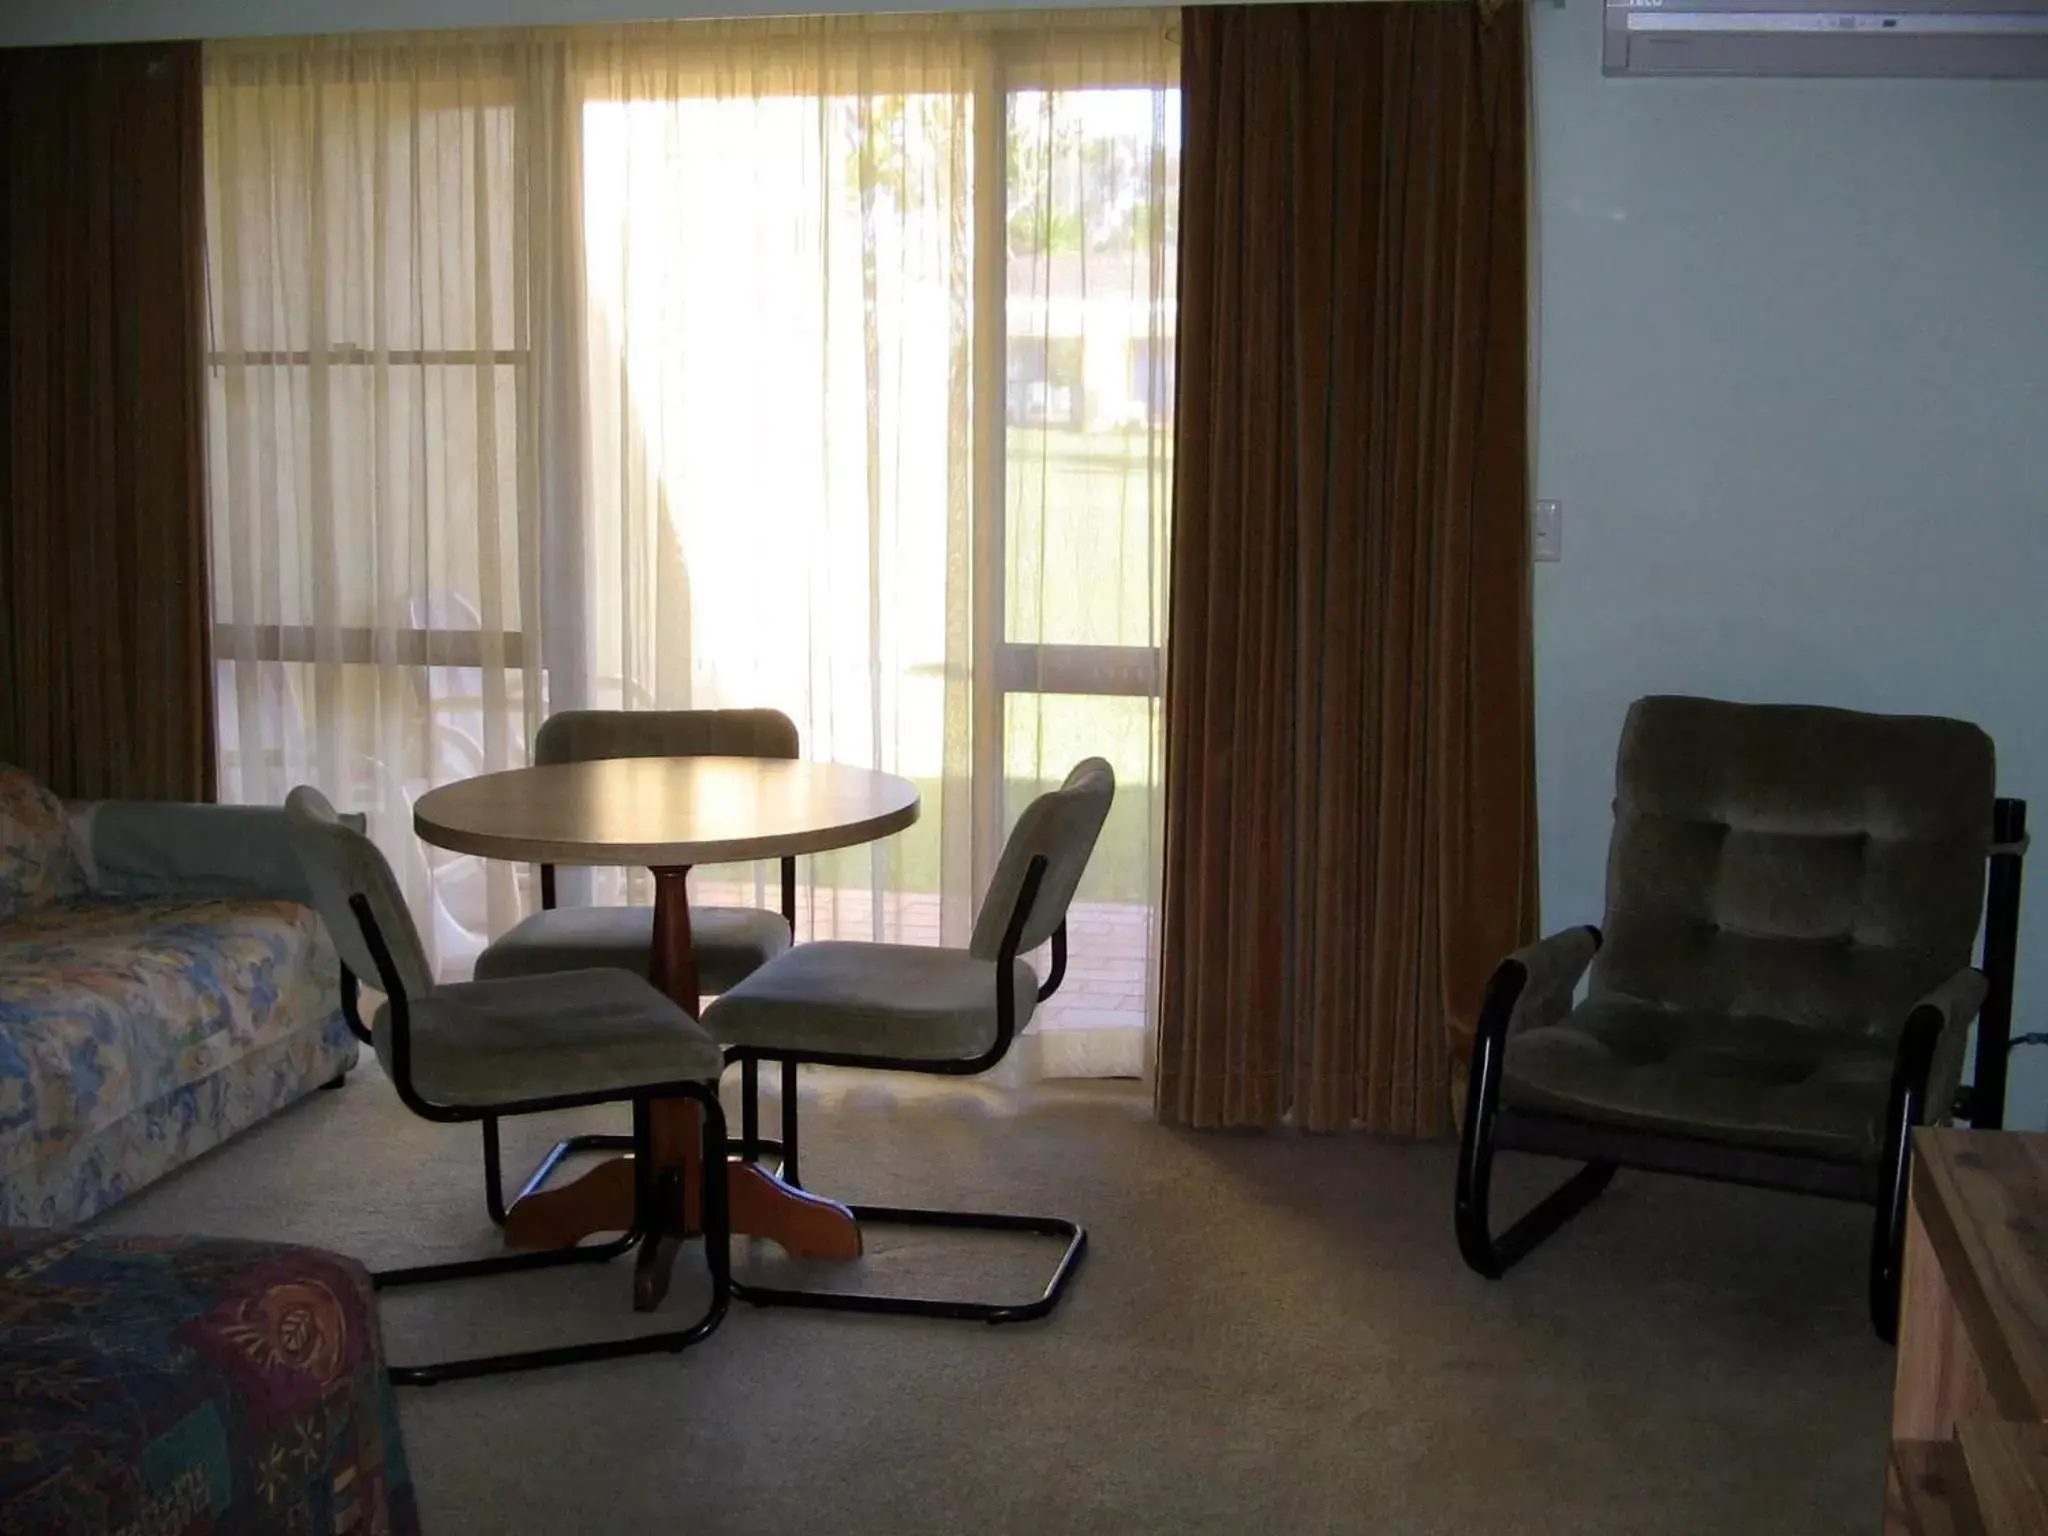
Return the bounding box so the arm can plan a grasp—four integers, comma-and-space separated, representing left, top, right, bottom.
415, 756, 919, 867
1911, 1131, 2048, 1423
1956, 1420, 2048, 1536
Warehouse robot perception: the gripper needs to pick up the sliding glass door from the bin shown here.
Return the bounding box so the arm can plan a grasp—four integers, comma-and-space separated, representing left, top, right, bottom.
988, 72, 1176, 1074
202, 17, 1177, 1076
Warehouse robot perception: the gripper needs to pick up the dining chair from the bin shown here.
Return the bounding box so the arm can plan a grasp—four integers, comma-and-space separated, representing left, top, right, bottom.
283, 786, 732, 1386
471, 707, 801, 1227
700, 757, 1115, 1325
475, 707, 801, 990
1454, 696, 2027, 1341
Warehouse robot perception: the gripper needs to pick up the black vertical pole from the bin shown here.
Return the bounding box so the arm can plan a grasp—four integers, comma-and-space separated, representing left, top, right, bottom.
1973, 797, 2027, 1130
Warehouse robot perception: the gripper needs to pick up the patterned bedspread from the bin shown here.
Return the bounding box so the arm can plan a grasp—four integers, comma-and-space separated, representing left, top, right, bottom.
0, 1229, 420, 1535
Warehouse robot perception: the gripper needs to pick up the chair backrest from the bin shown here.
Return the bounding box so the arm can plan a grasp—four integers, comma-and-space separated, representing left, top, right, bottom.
283, 785, 437, 1004
969, 758, 1116, 961
1593, 696, 1994, 1039
534, 709, 799, 767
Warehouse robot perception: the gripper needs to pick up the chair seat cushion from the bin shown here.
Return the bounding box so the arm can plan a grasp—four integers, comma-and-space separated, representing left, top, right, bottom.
1502, 997, 1899, 1163
472, 904, 789, 995
372, 968, 723, 1109
700, 941, 1038, 1063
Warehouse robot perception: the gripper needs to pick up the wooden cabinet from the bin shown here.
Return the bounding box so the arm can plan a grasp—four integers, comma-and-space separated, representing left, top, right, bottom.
1886, 1130, 2048, 1536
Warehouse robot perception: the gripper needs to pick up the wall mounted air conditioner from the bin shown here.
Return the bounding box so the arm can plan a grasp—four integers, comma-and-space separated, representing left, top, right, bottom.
1604, 0, 2048, 76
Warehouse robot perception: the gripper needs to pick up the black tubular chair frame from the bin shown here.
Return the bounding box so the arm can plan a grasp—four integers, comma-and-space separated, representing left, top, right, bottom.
1454, 795, 2027, 1345
721, 852, 1090, 1325
340, 895, 732, 1386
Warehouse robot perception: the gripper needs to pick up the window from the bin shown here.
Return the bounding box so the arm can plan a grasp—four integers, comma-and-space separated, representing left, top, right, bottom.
204, 20, 1176, 1068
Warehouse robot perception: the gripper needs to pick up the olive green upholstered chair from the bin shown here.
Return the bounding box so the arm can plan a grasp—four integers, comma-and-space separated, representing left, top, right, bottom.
283, 786, 731, 1386
701, 757, 1116, 1325
471, 708, 799, 1227
1456, 696, 2027, 1342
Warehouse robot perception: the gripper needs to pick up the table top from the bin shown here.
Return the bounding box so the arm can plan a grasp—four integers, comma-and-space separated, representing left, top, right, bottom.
412, 756, 920, 868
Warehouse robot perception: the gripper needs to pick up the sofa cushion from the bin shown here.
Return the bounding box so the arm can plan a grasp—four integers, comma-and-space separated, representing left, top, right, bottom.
0, 765, 85, 922
0, 898, 339, 1180
2, 1014, 357, 1228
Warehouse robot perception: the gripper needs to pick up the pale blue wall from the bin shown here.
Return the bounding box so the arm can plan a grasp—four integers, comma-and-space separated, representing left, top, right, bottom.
1531, 1, 2048, 1123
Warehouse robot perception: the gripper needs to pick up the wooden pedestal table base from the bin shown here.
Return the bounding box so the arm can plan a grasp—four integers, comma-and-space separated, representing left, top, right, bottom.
500, 866, 864, 1311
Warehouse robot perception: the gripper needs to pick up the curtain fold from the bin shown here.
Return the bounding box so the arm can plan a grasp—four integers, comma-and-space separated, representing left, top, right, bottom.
1155, 2, 1535, 1135
0, 43, 214, 801
203, 16, 1178, 1078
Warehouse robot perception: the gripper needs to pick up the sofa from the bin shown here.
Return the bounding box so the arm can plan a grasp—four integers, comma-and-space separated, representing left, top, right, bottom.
0, 766, 358, 1227
0, 1228, 420, 1534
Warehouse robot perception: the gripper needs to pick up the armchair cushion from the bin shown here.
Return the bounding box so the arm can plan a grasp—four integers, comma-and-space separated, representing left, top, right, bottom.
1593, 697, 1993, 1038
1502, 998, 1902, 1161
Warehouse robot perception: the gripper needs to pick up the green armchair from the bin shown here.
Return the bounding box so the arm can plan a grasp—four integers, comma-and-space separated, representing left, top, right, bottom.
1455, 695, 2026, 1340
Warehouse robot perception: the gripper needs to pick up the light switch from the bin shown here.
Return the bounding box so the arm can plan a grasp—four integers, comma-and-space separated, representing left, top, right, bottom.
1533, 499, 1563, 563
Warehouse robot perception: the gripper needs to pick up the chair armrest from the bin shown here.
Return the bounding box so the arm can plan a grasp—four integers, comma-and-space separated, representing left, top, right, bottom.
1901, 966, 1990, 1127
68, 802, 334, 905
1484, 925, 1602, 1042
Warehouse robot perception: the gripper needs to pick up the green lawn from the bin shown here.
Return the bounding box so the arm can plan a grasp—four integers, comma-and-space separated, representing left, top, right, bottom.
807, 424, 1168, 905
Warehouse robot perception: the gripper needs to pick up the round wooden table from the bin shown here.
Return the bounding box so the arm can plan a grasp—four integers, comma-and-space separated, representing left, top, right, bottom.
414, 756, 920, 1308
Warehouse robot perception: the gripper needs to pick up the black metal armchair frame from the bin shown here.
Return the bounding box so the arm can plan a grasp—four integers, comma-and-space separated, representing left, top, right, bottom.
721, 852, 1090, 1325
342, 896, 732, 1387
1455, 797, 2026, 1344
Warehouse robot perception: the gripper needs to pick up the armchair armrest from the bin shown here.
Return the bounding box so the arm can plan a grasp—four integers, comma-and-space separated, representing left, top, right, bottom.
1486, 925, 1603, 1042
69, 802, 335, 906
1899, 965, 1990, 1130
1870, 965, 1989, 1337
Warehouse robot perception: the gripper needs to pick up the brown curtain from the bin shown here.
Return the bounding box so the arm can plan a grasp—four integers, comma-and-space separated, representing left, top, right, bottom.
0, 43, 214, 801
1155, 2, 1536, 1135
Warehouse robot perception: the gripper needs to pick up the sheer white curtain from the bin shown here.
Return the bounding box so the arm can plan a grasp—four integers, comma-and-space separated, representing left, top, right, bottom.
205, 36, 540, 963
203, 13, 1177, 1079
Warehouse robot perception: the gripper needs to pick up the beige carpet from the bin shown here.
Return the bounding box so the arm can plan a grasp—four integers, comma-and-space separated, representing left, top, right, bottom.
98, 1068, 1894, 1536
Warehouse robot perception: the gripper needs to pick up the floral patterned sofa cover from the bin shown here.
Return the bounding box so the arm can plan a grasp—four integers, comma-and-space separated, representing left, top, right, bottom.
0, 766, 357, 1227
